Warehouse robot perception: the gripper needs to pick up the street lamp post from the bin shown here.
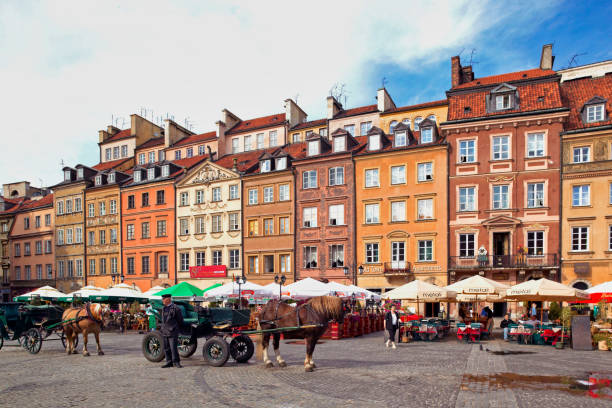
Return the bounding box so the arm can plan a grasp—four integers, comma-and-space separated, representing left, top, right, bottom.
274, 274, 286, 300
343, 265, 364, 285
235, 275, 246, 308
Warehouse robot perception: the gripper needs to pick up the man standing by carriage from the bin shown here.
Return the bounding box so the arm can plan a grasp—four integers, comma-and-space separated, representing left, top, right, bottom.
160, 294, 184, 368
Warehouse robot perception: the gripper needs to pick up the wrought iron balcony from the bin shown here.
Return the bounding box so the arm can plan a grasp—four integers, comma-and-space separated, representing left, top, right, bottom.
384, 262, 412, 276
449, 253, 559, 270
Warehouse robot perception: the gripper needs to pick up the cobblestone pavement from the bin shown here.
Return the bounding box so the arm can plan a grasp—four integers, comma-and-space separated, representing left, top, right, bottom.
1, 330, 611, 407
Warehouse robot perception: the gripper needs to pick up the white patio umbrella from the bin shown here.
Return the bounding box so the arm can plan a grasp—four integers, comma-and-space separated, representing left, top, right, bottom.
205, 281, 272, 298
505, 278, 588, 302
347, 285, 382, 300
143, 285, 166, 300
283, 277, 332, 298
14, 285, 66, 301
445, 275, 509, 299
59, 285, 104, 302
587, 281, 612, 294
262, 282, 287, 299
326, 281, 354, 297
383, 280, 457, 316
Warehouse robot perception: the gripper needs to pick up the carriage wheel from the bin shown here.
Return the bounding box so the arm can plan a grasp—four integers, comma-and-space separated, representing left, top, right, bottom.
0, 335, 3, 350
178, 337, 197, 358
230, 335, 254, 363
142, 332, 165, 362
60, 332, 79, 350
202, 337, 229, 367
25, 328, 42, 354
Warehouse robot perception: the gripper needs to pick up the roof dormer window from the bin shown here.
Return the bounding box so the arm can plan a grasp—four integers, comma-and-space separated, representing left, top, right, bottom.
308, 140, 319, 156
108, 172, 116, 183
276, 157, 287, 170
147, 167, 155, 180
162, 165, 169, 177
496, 94, 512, 110
64, 170, 71, 181
333, 136, 346, 153
77, 168, 84, 179
394, 131, 406, 147
421, 127, 433, 144
261, 159, 271, 173
95, 175, 102, 186
134, 170, 141, 183
586, 104, 605, 123
368, 134, 380, 151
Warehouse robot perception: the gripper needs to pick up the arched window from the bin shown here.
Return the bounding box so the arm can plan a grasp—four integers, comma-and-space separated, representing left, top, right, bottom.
572, 281, 589, 290
389, 120, 398, 134
402, 118, 411, 129
427, 115, 436, 123
414, 117, 423, 131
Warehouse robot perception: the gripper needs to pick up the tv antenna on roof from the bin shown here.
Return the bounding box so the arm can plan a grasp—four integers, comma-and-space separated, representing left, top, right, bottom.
566, 52, 587, 69
468, 48, 478, 66
381, 77, 388, 88
59, 159, 65, 168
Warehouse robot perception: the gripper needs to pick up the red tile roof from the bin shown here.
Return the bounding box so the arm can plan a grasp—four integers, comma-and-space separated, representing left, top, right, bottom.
561, 73, 612, 131
215, 150, 265, 173
137, 137, 165, 149
447, 80, 564, 121
172, 131, 217, 147
17, 194, 54, 211
172, 155, 209, 169
333, 104, 378, 119
101, 128, 133, 144
382, 99, 448, 115
0, 197, 26, 215
453, 69, 557, 90
226, 113, 286, 135
92, 158, 132, 171
290, 118, 327, 131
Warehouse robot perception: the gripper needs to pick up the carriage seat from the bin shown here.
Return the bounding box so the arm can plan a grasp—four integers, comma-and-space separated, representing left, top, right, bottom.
0, 303, 22, 322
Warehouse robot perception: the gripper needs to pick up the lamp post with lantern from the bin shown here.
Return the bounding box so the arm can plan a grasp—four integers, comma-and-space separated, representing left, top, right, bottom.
235, 275, 246, 308
274, 274, 286, 300
343, 265, 364, 285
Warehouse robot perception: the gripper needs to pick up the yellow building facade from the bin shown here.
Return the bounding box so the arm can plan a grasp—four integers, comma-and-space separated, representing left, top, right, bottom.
379, 100, 448, 134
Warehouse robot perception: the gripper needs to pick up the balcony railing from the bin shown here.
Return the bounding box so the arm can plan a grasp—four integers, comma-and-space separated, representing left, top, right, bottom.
384, 262, 412, 276
449, 254, 559, 270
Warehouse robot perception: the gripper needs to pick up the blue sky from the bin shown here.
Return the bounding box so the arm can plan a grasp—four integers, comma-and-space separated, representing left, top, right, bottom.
1, 0, 611, 188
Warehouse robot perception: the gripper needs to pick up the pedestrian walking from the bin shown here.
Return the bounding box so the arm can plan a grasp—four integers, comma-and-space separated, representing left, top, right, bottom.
160, 294, 184, 368
384, 304, 400, 349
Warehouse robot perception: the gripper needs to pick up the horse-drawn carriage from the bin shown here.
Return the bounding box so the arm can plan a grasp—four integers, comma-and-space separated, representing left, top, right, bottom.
141, 300, 255, 367
0, 302, 78, 354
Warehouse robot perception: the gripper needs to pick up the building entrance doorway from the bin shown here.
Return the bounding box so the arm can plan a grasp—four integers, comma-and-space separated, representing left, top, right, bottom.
493, 232, 510, 267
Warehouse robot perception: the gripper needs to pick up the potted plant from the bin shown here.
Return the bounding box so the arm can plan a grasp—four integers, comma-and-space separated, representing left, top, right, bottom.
556, 306, 574, 349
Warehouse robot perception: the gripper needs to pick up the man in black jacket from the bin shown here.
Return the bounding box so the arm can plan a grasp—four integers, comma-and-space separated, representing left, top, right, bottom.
160, 294, 184, 368
500, 314, 515, 341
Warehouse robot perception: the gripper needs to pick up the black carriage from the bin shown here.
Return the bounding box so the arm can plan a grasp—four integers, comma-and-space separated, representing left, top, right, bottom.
0, 302, 77, 354
141, 301, 254, 367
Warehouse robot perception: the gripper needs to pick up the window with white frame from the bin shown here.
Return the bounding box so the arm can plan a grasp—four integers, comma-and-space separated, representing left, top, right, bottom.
391, 165, 406, 184
180, 253, 190, 271
365, 203, 379, 224
418, 162, 433, 181
98, 202, 105, 216
159, 151, 165, 161
113, 147, 119, 159
110, 228, 117, 243
308, 140, 319, 156
303, 170, 317, 189
572, 185, 590, 206
394, 131, 407, 147
391, 201, 406, 222
57, 201, 64, 215
195, 251, 205, 266
263, 186, 273, 203
292, 133, 300, 143
389, 120, 398, 133
244, 135, 252, 151
527, 133, 545, 157
279, 184, 289, 201
459, 234, 475, 257
368, 134, 380, 150
180, 218, 189, 235
303, 207, 317, 227
527, 231, 544, 255
229, 213, 239, 231
66, 228, 73, 244
65, 199, 72, 213
391, 242, 405, 267
414, 117, 423, 131
304, 246, 318, 268
105, 148, 112, 161
198, 145, 206, 155
459, 140, 475, 163
329, 245, 344, 267
248, 256, 259, 274
365, 169, 379, 187
418, 240, 433, 261
230, 249, 240, 269
527, 183, 545, 208
280, 254, 290, 273
496, 94, 512, 110
276, 157, 287, 170
333, 136, 346, 152
108, 172, 115, 183
269, 130, 278, 146
329, 167, 344, 186
365, 243, 379, 263
133, 171, 141, 182
248, 189, 258, 205
360, 121, 372, 136
492, 136, 509, 160
586, 104, 605, 123
257, 133, 264, 149
138, 153, 145, 165
421, 127, 433, 143
212, 187, 221, 202
57, 230, 64, 245
127, 224, 135, 240
456, 186, 473, 211
232, 138, 239, 154
75, 198, 81, 212
212, 215, 223, 233
261, 160, 271, 172
492, 185, 509, 209
417, 199, 433, 219
95, 175, 102, 186
180, 192, 189, 206
195, 190, 204, 204
329, 204, 344, 225
110, 199, 117, 214
229, 185, 239, 200
195, 217, 205, 234
148, 151, 155, 163
264, 218, 273, 236
573, 146, 590, 163
344, 124, 355, 136
76, 260, 83, 277
162, 165, 169, 177
571, 226, 589, 251
88, 203, 95, 217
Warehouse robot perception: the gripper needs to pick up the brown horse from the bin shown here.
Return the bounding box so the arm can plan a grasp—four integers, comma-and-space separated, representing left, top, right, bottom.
258, 296, 345, 372
62, 303, 108, 356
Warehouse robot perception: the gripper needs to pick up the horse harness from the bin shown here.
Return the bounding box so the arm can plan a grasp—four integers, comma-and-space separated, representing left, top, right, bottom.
259, 300, 323, 328
65, 303, 103, 331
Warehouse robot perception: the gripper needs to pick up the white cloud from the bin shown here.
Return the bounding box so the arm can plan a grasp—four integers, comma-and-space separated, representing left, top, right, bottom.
0, 0, 560, 188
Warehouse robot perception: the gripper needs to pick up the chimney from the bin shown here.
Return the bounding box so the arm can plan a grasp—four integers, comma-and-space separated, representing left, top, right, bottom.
284, 99, 307, 128
206, 145, 216, 161
461, 65, 474, 82
326, 96, 342, 120
376, 88, 396, 112
107, 125, 121, 135
451, 56, 462, 88
222, 109, 240, 130
539, 44, 554, 70
216, 121, 227, 158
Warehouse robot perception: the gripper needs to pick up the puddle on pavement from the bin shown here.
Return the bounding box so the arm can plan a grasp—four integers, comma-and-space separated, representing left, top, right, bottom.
284, 340, 326, 345
461, 372, 612, 400
486, 350, 536, 356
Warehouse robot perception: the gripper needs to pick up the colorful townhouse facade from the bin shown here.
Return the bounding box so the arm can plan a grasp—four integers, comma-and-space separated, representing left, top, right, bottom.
558, 61, 612, 289
441, 47, 568, 316
241, 144, 305, 285
174, 156, 242, 289
9, 194, 55, 297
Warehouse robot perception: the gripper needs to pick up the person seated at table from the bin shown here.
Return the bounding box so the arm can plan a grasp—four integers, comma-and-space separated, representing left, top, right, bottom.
458, 305, 467, 322
500, 314, 515, 341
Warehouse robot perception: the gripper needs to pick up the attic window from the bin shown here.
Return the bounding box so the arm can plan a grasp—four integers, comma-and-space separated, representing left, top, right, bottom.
162, 165, 169, 177
464, 106, 471, 113
586, 104, 605, 123
147, 168, 155, 180
421, 127, 433, 144
95, 175, 102, 186
333, 136, 346, 152
134, 170, 141, 182
308, 140, 319, 156
64, 170, 71, 181
261, 160, 271, 173
108, 173, 116, 183
77, 168, 84, 179
276, 157, 287, 170
368, 134, 380, 150
496, 94, 512, 110
394, 131, 407, 147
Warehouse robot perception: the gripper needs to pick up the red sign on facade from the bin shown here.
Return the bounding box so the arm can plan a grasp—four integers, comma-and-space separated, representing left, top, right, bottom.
189, 265, 227, 278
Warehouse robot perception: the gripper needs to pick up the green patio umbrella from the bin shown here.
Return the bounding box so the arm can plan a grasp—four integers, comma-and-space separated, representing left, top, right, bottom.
202, 283, 222, 293
154, 282, 206, 298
